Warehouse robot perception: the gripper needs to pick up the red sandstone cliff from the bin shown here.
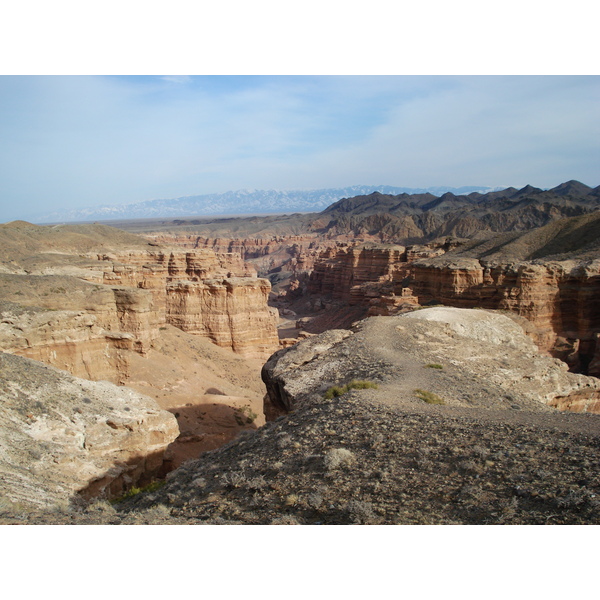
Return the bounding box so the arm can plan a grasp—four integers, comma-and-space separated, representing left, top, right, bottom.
307, 243, 443, 311
0, 224, 280, 381
409, 257, 600, 375
166, 278, 279, 359
300, 240, 600, 379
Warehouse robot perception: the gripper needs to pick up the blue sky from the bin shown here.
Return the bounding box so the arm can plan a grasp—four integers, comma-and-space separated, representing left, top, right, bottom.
0, 75, 599, 222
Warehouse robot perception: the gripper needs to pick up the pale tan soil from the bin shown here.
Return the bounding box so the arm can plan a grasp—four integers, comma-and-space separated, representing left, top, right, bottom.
0, 221, 155, 272
121, 325, 266, 469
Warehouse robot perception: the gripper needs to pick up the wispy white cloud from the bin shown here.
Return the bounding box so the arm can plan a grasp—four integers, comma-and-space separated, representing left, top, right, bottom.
0, 75, 598, 221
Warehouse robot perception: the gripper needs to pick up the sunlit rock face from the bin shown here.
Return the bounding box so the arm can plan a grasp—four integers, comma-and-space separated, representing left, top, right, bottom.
166, 277, 279, 360
307, 243, 444, 303
410, 258, 600, 375
0, 281, 161, 384
0, 230, 279, 381
0, 352, 179, 509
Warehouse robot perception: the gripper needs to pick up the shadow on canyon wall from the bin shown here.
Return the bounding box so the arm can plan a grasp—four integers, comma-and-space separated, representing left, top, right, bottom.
76, 401, 259, 504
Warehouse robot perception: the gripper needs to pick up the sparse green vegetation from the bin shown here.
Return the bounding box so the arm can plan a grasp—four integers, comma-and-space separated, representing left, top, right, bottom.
110, 479, 166, 504
414, 389, 445, 404
323, 379, 379, 399
425, 363, 444, 369
234, 405, 258, 426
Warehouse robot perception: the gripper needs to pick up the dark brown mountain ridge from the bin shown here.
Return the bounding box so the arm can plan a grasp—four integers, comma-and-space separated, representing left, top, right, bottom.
316, 180, 599, 243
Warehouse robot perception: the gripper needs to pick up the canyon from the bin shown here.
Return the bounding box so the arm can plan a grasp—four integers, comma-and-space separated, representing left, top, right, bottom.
0, 221, 278, 505
1, 180, 600, 522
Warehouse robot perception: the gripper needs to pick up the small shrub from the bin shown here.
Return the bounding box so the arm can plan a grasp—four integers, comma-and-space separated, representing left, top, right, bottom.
234, 406, 258, 426
324, 385, 346, 400
323, 380, 378, 399
424, 363, 444, 369
111, 479, 166, 504
284, 494, 299, 507
222, 471, 246, 488
414, 389, 445, 405
324, 448, 356, 470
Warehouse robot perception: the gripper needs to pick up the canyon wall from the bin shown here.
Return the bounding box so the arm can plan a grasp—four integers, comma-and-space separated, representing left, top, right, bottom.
0, 244, 280, 382
142, 232, 343, 277
166, 278, 279, 359
93, 248, 278, 359
307, 243, 443, 309
300, 242, 600, 378
0, 279, 161, 383
410, 258, 600, 375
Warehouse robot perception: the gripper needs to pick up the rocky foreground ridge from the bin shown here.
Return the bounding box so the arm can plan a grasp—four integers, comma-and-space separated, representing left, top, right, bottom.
0, 352, 178, 509
6, 308, 599, 524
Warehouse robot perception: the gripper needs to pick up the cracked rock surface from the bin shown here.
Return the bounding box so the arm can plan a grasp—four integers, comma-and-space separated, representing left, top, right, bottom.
0, 352, 178, 511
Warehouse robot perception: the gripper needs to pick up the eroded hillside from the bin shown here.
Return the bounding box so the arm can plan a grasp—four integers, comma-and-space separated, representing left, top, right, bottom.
0, 221, 278, 500
2, 181, 600, 524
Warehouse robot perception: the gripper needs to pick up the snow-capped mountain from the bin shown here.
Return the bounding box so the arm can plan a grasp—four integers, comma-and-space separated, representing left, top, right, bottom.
31, 185, 503, 224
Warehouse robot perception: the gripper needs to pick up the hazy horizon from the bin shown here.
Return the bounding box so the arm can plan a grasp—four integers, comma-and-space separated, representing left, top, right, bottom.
1, 75, 599, 223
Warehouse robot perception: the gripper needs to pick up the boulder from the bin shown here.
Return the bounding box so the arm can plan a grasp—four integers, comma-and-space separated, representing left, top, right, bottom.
0, 352, 179, 509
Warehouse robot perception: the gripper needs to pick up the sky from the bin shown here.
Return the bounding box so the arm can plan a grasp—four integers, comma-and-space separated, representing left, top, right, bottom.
0, 2, 599, 224
0, 74, 598, 222
1, 3, 599, 590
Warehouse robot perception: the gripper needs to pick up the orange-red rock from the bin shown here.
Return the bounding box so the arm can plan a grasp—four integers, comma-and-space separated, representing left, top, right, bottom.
166, 277, 279, 359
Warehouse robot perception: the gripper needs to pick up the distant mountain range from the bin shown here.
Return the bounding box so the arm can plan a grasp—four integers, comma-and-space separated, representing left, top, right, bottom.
316, 180, 600, 243
31, 185, 505, 224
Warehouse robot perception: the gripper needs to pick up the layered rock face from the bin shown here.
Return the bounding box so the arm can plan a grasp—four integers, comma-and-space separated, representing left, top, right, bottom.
0, 352, 179, 509
0, 276, 161, 383
299, 231, 600, 376
0, 223, 279, 379
97, 248, 253, 285
307, 243, 443, 311
410, 258, 600, 375
144, 232, 343, 280
166, 278, 279, 359
92, 249, 279, 360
